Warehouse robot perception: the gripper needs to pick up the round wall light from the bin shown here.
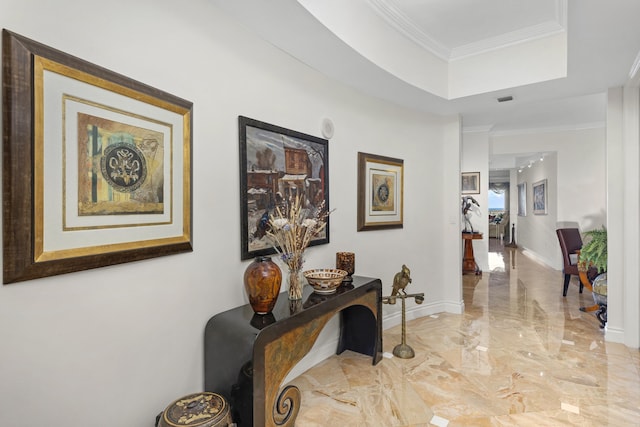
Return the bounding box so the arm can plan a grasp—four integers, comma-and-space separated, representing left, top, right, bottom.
321, 118, 334, 139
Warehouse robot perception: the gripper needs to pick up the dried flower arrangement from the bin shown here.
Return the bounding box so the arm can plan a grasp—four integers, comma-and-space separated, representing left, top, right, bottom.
266, 195, 332, 299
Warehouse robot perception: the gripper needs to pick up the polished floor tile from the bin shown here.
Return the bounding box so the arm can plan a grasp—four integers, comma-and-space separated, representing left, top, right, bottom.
289, 239, 640, 426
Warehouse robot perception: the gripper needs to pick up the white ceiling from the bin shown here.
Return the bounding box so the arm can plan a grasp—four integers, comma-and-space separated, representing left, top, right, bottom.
368, 0, 563, 59
399, 0, 558, 48
212, 0, 640, 151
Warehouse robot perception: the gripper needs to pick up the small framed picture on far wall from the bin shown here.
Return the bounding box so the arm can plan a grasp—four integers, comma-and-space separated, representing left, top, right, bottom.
532, 179, 548, 215
461, 172, 480, 194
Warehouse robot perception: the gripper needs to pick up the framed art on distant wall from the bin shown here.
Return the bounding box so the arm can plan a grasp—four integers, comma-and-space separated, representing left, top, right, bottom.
2, 30, 193, 284
461, 172, 480, 194
238, 116, 329, 260
357, 152, 404, 231
517, 182, 527, 216
532, 179, 548, 215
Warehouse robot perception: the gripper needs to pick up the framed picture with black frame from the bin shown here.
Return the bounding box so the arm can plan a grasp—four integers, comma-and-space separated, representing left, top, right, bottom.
238, 116, 329, 260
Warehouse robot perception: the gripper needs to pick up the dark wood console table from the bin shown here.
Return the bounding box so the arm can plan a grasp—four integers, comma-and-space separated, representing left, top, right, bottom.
204, 276, 382, 427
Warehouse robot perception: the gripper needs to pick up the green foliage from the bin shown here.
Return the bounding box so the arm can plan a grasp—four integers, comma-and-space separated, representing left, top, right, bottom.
579, 227, 607, 273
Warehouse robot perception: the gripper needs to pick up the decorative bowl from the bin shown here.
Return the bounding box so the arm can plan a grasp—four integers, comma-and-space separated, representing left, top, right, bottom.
303, 269, 348, 294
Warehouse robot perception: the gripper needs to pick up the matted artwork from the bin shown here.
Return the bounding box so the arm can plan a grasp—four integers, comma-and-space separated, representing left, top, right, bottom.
461, 172, 480, 194
517, 182, 527, 216
532, 179, 548, 215
77, 112, 165, 217
239, 116, 329, 260
357, 152, 404, 231
2, 30, 193, 283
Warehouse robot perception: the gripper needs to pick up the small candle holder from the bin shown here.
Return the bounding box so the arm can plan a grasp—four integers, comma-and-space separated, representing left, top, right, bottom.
336, 252, 355, 282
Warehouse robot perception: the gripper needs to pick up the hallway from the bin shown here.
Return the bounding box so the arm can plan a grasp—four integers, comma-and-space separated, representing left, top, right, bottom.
291, 240, 640, 426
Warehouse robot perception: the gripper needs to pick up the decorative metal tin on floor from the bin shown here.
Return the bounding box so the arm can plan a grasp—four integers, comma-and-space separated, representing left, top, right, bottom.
159, 392, 233, 427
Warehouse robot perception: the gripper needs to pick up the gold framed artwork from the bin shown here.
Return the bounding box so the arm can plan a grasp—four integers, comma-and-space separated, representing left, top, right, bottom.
2, 30, 193, 283
357, 152, 404, 231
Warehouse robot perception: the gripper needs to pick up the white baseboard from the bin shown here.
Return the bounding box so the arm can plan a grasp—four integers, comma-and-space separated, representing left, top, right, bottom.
382, 300, 463, 329
521, 247, 559, 270
604, 325, 626, 344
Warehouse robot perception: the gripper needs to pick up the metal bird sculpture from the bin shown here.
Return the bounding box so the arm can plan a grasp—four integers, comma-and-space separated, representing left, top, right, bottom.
382, 264, 423, 359
461, 196, 481, 233
391, 264, 412, 296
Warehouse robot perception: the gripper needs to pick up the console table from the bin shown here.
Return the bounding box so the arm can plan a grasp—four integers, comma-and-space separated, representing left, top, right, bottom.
204, 275, 382, 427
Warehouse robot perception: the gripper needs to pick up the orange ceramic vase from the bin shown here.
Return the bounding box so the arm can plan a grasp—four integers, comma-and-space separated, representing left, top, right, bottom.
243, 256, 282, 314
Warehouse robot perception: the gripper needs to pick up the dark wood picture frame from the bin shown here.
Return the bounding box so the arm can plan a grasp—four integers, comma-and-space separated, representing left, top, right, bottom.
357, 152, 404, 231
461, 171, 480, 194
239, 116, 329, 260
2, 30, 193, 284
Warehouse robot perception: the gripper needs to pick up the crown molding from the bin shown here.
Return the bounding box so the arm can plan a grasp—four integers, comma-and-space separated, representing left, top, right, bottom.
367, 0, 450, 60
368, 0, 567, 61
463, 125, 494, 134
450, 21, 565, 61
490, 121, 605, 137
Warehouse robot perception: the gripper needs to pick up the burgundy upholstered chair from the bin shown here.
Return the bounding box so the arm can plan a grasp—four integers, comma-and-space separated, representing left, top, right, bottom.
556, 228, 585, 296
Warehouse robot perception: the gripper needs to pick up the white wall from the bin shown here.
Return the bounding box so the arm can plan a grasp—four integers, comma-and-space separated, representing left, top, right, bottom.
509, 169, 519, 241
461, 130, 489, 271
606, 84, 640, 348
297, 0, 449, 98
449, 32, 567, 99
491, 127, 607, 268
514, 154, 559, 268
299, 0, 567, 100
441, 116, 465, 311
0, 1, 459, 425
606, 87, 625, 345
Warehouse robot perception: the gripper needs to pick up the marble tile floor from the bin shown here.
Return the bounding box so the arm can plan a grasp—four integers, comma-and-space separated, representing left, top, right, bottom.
289, 240, 640, 426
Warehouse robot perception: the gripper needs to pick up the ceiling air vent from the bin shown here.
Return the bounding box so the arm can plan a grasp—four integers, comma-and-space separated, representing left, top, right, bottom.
497, 96, 513, 103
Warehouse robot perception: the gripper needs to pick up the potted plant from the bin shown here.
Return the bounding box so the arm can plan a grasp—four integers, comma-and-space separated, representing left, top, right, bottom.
578, 226, 607, 327
579, 227, 607, 274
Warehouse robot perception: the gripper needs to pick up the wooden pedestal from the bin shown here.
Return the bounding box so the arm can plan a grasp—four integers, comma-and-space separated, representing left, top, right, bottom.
462, 232, 483, 275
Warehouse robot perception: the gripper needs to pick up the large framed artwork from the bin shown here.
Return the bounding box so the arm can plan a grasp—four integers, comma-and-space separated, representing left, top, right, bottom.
357, 152, 404, 231
532, 179, 548, 215
2, 30, 193, 283
517, 182, 527, 216
239, 116, 329, 260
461, 172, 480, 194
